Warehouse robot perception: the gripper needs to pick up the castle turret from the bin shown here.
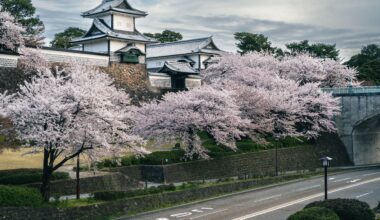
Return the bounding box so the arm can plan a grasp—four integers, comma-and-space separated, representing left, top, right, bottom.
71, 0, 155, 64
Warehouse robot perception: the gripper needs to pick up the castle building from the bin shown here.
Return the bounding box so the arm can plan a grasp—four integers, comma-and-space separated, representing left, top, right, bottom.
71, 0, 155, 64
0, 0, 226, 91
146, 37, 225, 90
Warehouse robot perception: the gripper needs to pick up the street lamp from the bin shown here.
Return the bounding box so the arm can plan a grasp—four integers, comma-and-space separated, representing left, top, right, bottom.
320, 156, 333, 200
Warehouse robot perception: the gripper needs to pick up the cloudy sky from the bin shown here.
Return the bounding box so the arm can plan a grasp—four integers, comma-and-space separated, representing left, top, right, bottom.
32, 0, 380, 60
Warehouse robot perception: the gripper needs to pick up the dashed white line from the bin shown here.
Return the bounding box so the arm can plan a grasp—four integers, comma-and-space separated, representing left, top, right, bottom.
190, 209, 228, 220
356, 191, 373, 198
231, 177, 380, 220
349, 179, 361, 183
201, 207, 214, 210
254, 194, 282, 203
363, 173, 379, 177
333, 177, 351, 183
293, 185, 321, 192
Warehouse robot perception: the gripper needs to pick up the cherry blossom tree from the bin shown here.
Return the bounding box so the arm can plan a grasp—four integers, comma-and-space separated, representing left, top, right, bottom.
279, 53, 358, 87
202, 53, 342, 140
134, 86, 250, 159
0, 60, 144, 201
17, 47, 49, 74
0, 11, 25, 51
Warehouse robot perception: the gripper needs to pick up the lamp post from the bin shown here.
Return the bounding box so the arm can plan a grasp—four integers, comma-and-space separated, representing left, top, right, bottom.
320, 156, 332, 200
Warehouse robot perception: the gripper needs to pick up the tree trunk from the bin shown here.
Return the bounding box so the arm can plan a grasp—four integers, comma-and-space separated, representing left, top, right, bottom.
41, 166, 52, 202
76, 154, 80, 200
41, 148, 53, 202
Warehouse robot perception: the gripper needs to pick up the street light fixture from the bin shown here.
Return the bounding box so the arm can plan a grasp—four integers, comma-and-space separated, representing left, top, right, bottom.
320, 156, 332, 200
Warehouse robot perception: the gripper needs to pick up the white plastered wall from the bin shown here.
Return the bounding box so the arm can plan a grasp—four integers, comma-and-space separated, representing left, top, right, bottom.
113, 14, 134, 32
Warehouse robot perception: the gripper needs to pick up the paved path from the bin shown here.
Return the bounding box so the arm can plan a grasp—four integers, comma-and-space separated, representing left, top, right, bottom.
119, 168, 380, 220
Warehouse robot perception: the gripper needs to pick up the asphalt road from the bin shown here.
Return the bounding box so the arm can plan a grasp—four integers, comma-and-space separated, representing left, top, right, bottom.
119, 168, 380, 220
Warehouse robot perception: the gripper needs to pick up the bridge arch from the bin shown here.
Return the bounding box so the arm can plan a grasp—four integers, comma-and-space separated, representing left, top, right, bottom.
352, 114, 380, 165
330, 87, 380, 165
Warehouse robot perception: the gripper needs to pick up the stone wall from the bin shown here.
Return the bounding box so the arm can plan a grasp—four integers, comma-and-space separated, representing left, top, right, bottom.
117, 136, 351, 183
27, 173, 142, 196
0, 53, 18, 68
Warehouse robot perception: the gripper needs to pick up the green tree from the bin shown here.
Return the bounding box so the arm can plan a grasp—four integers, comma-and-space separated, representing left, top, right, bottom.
50, 27, 86, 49
346, 44, 380, 84
234, 32, 275, 55
0, 0, 45, 46
286, 40, 340, 60
144, 30, 183, 43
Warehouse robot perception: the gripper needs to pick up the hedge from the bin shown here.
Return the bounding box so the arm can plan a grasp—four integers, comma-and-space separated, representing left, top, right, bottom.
94, 184, 176, 201
305, 199, 375, 220
0, 185, 43, 207
288, 207, 339, 220
0, 169, 69, 185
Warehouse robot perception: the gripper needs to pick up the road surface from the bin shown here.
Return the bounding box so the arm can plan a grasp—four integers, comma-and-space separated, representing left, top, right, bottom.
119, 168, 380, 220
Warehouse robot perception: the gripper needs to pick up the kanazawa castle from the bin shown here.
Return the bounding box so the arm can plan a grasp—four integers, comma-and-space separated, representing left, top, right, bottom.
71, 0, 226, 90
0, 0, 226, 90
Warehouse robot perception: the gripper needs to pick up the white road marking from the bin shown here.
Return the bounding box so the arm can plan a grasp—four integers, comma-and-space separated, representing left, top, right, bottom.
231, 177, 380, 220
363, 173, 379, 177
349, 179, 361, 183
190, 209, 228, 220
201, 207, 214, 210
333, 177, 351, 183
293, 185, 321, 192
192, 209, 204, 213
170, 212, 192, 218
155, 218, 169, 220
356, 191, 373, 198
254, 194, 282, 203
329, 177, 336, 180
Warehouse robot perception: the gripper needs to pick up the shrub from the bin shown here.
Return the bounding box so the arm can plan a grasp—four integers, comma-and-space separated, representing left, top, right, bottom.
0, 170, 69, 185
94, 184, 176, 201
139, 150, 185, 165
305, 198, 375, 220
0, 185, 43, 207
288, 207, 339, 220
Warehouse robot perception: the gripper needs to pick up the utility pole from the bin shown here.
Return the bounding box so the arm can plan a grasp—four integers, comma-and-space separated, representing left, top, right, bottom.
76, 154, 80, 200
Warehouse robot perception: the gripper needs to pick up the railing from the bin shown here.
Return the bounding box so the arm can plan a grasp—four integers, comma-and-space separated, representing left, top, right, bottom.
322, 86, 380, 95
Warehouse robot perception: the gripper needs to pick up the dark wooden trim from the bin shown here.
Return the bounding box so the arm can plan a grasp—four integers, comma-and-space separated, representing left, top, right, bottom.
111, 14, 114, 29
198, 55, 201, 70
108, 39, 111, 64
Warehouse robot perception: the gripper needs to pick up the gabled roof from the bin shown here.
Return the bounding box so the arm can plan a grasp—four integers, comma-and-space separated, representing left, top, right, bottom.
146, 36, 225, 59
82, 0, 147, 18
158, 61, 199, 75
71, 18, 153, 44
115, 45, 145, 54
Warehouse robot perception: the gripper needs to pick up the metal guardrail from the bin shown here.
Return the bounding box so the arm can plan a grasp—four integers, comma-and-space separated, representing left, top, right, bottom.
322, 86, 380, 95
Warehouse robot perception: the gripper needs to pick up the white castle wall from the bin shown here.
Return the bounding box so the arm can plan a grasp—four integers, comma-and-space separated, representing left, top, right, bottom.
0, 48, 110, 68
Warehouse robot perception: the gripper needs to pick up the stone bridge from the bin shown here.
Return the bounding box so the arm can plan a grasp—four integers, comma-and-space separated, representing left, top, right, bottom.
325, 86, 380, 165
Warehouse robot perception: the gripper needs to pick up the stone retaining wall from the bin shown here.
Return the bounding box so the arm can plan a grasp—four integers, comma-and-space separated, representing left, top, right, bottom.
27, 173, 142, 196
116, 135, 351, 183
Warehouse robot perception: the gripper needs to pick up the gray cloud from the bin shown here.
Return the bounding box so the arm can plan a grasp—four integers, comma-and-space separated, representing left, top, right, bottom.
32, 0, 380, 59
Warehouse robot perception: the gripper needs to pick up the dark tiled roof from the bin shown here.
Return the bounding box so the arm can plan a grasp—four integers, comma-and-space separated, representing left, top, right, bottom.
71, 19, 153, 43
147, 36, 224, 58
82, 0, 147, 17
159, 61, 199, 74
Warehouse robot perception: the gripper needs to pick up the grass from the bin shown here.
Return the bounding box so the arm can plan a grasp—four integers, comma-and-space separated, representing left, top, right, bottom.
0, 148, 88, 171
55, 198, 105, 208
0, 148, 44, 170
